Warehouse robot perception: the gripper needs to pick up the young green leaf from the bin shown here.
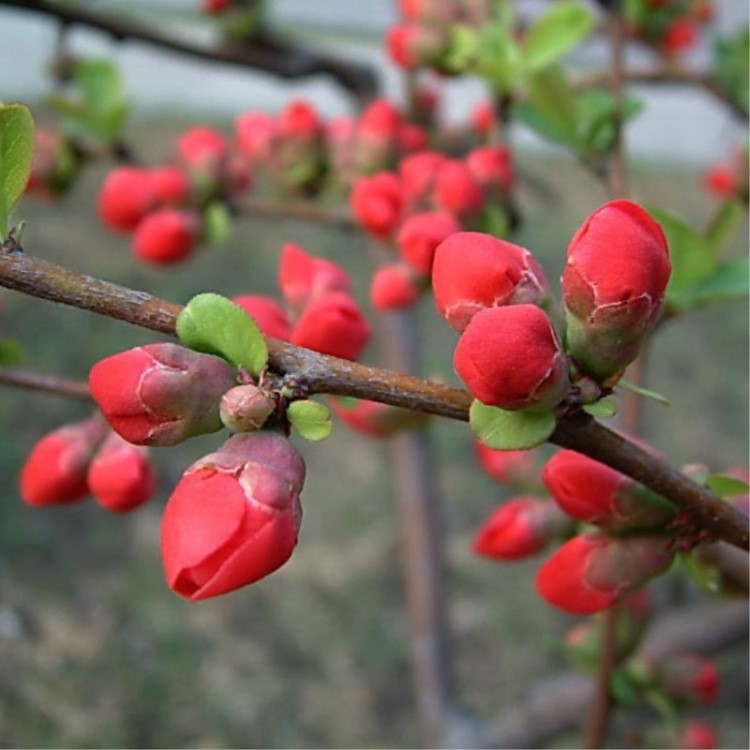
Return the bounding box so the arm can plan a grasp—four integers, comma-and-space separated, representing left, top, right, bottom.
0, 339, 23, 366
582, 398, 618, 418
617, 380, 670, 406
287, 400, 334, 442
176, 293, 268, 376
0, 103, 34, 240
203, 201, 232, 246
687, 258, 750, 307
705, 473, 750, 498
522, 1, 595, 72
470, 400, 555, 450
704, 199, 744, 256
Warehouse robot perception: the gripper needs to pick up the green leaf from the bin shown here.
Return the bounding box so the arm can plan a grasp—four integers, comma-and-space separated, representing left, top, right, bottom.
577, 90, 643, 155
518, 65, 580, 147
609, 667, 640, 707
0, 338, 23, 365
617, 379, 670, 406
444, 24, 480, 72
705, 473, 750, 498
470, 400, 555, 450
287, 400, 334, 442
176, 293, 268, 376
582, 398, 618, 418
686, 258, 750, 307
475, 9, 524, 94
704, 199, 744, 256
650, 207, 716, 308
522, 1, 595, 72
203, 201, 232, 246
0, 103, 34, 240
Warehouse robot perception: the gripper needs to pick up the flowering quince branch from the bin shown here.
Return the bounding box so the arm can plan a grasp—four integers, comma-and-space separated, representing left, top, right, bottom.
0, 365, 90, 399
0, 247, 747, 552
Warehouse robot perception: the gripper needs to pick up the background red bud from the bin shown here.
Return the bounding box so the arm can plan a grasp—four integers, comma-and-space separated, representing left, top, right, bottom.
370, 264, 421, 310
98, 167, 155, 233
133, 209, 200, 265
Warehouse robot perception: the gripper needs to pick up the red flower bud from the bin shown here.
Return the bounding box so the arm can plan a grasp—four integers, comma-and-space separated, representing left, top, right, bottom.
89, 343, 236, 446
386, 24, 448, 69
278, 242, 351, 311
470, 101, 494, 136
149, 166, 191, 205
454, 305, 568, 410
20, 417, 107, 506
201, 0, 231, 14
161, 432, 305, 600
370, 264, 422, 310
88, 432, 156, 513
291, 292, 371, 361
658, 654, 720, 706
562, 200, 671, 380
542, 449, 676, 530
350, 172, 405, 240
467, 146, 514, 193
399, 151, 446, 205
433, 159, 485, 219
676, 721, 719, 750
473, 497, 571, 560
432, 231, 549, 332
98, 167, 155, 233
278, 100, 324, 143
133, 209, 200, 265
662, 18, 698, 55
536, 532, 675, 615
397, 122, 428, 154
475, 440, 535, 485
235, 111, 278, 164
396, 211, 460, 276
176, 126, 229, 173
219, 384, 276, 432
703, 164, 740, 199
232, 294, 292, 341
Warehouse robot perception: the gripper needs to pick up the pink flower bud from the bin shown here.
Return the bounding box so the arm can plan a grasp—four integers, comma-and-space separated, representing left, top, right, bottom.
329, 397, 430, 437
399, 151, 446, 205
542, 449, 676, 530
220, 384, 276, 432
278, 100, 324, 143
350, 172, 405, 240
562, 200, 671, 380
432, 232, 549, 332
149, 166, 191, 206
467, 146, 514, 193
454, 305, 568, 410
433, 159, 485, 220
475, 440, 535, 485
89, 343, 236, 446
470, 101, 494, 137
657, 654, 720, 706
291, 292, 371, 361
88, 432, 156, 513
386, 24, 448, 69
98, 167, 156, 233
396, 211, 460, 276
536, 532, 675, 615
235, 111, 278, 164
278, 242, 351, 311
20, 417, 107, 506
176, 126, 229, 173
396, 122, 428, 154
161, 432, 305, 600
232, 294, 292, 341
370, 264, 422, 310
676, 721, 719, 750
133, 209, 200, 265
473, 497, 571, 560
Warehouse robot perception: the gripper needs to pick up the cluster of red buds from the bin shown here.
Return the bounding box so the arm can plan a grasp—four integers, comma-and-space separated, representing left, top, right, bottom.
387, 0, 492, 72
20, 415, 155, 513
623, 0, 715, 57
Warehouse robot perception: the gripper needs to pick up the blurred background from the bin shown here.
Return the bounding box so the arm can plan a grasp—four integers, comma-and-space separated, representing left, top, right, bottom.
0, 1, 748, 747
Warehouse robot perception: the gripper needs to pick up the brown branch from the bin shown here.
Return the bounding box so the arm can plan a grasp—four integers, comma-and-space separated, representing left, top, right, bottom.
237, 196, 359, 230
0, 366, 91, 399
0, 250, 747, 551
0, 0, 379, 105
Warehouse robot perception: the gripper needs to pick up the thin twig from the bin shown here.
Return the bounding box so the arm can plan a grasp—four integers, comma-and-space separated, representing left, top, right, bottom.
0, 250, 747, 551
0, 366, 90, 399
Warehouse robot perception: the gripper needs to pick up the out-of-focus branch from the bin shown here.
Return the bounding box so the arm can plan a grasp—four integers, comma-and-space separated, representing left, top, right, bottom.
237, 196, 358, 230
0, 249, 747, 551
0, 0, 379, 105
0, 366, 90, 399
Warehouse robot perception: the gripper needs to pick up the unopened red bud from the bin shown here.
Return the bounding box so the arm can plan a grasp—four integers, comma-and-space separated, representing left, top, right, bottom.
161, 432, 305, 600
676, 721, 719, 750
220, 384, 276, 432
562, 200, 671, 380
291, 292, 371, 361
473, 497, 571, 560
433, 160, 485, 219
475, 440, 535, 485
133, 209, 200, 265
177, 126, 229, 173
536, 532, 675, 615
467, 146, 514, 192
386, 24, 448, 69
351, 172, 405, 239
98, 167, 156, 233
371, 264, 422, 310
396, 211, 460, 276
232, 294, 292, 341
397, 122, 428, 154
432, 232, 549, 332
470, 101, 494, 137
89, 343, 236, 446
235, 111, 278, 164
329, 397, 429, 437
278, 242, 351, 311
399, 151, 446, 205
88, 432, 156, 513
662, 18, 698, 55
20, 417, 107, 506
278, 100, 324, 143
150, 166, 191, 205
454, 305, 568, 411
657, 654, 720, 707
